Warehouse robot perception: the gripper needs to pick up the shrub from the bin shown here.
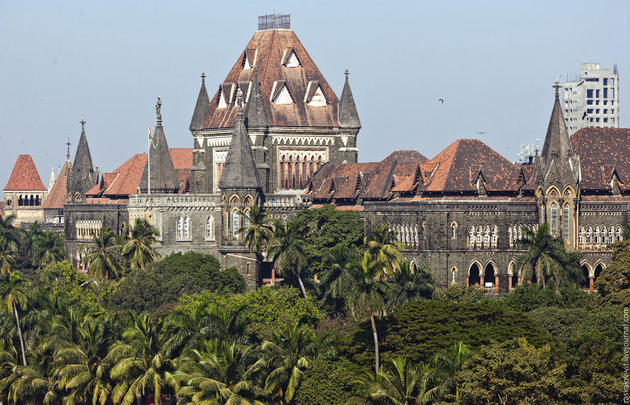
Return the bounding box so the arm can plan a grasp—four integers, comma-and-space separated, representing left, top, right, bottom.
105, 251, 244, 313
294, 359, 360, 405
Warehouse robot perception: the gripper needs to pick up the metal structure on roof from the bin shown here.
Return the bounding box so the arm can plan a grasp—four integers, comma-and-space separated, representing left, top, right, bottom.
258, 14, 290, 30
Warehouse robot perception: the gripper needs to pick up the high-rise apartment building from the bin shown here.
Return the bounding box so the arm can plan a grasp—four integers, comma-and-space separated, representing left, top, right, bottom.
561, 63, 619, 135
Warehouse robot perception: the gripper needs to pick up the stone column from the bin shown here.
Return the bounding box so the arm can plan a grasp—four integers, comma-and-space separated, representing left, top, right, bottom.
480, 275, 485, 288
466, 277, 469, 287
589, 277, 594, 292
508, 276, 513, 292
495, 275, 500, 291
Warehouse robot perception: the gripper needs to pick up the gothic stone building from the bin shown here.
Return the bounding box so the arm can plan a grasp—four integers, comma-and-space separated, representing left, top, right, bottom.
64, 22, 360, 288
60, 21, 629, 291
309, 87, 630, 292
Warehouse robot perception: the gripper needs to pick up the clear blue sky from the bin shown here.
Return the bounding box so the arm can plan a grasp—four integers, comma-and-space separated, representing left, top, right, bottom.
1, 0, 629, 192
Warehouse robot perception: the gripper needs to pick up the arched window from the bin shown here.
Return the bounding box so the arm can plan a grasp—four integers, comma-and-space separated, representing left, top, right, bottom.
578, 227, 584, 246
483, 226, 490, 247
517, 225, 523, 241
18, 195, 23, 206
601, 227, 607, 245
476, 227, 482, 245
243, 209, 251, 229
232, 210, 240, 236
563, 204, 570, 241
35, 195, 40, 206
491, 226, 497, 248
206, 216, 215, 240
451, 267, 457, 284
586, 227, 592, 246
451, 223, 457, 239
508, 226, 513, 247
183, 217, 190, 239
593, 226, 600, 246
468, 227, 475, 248
176, 217, 183, 239
617, 226, 623, 241
550, 203, 558, 236
609, 227, 615, 244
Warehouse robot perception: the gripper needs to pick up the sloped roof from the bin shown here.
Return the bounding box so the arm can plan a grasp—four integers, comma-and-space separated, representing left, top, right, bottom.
424, 139, 519, 192
4, 155, 46, 191
87, 148, 192, 198
202, 29, 340, 129
42, 162, 72, 209
218, 107, 262, 190
571, 127, 630, 191
139, 123, 180, 194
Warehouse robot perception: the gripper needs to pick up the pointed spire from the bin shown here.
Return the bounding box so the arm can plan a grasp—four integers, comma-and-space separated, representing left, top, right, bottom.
219, 88, 262, 190
540, 82, 574, 162
338, 69, 361, 128
190, 73, 210, 131
68, 119, 97, 198
245, 66, 268, 128
140, 98, 180, 194
48, 167, 56, 190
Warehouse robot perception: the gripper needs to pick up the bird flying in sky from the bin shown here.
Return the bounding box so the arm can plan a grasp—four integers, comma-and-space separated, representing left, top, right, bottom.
438, 98, 444, 103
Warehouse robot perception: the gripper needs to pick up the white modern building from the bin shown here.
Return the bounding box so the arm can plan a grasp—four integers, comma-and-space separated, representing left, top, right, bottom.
561, 63, 619, 135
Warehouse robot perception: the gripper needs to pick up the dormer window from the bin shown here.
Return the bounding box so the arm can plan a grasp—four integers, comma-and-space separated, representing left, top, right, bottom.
218, 82, 235, 109
281, 47, 300, 67
270, 80, 293, 105
304, 81, 326, 106
243, 48, 257, 69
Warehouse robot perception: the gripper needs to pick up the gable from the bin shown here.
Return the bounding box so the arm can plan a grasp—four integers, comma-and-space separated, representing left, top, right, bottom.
281, 47, 300, 67
271, 80, 294, 105
305, 80, 326, 106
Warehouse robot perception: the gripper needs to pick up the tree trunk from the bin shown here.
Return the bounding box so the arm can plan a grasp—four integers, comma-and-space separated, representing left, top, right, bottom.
297, 274, 308, 299
369, 306, 380, 374
13, 302, 27, 366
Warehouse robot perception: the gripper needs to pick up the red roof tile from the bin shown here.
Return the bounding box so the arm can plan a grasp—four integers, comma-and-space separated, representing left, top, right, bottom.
571, 128, 630, 192
87, 148, 192, 199
4, 155, 46, 191
202, 29, 341, 129
42, 162, 71, 209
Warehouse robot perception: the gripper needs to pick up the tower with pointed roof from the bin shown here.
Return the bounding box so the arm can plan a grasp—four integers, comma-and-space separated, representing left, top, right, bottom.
217, 89, 263, 288
3, 154, 47, 225
534, 83, 581, 246
188, 18, 361, 194
140, 98, 180, 194
68, 120, 98, 201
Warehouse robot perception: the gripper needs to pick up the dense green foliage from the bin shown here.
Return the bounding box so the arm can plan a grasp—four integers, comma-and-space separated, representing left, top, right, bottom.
341, 299, 549, 368
0, 213, 625, 404
105, 251, 245, 313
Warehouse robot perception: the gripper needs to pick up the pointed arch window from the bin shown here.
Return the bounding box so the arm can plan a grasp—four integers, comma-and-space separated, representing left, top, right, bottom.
578, 227, 584, 246
483, 226, 490, 247
476, 227, 482, 245
563, 204, 571, 241
594, 226, 600, 246
586, 227, 592, 247
617, 226, 623, 242
609, 227, 615, 244
601, 227, 607, 245
206, 216, 215, 241
550, 203, 559, 237
451, 223, 457, 239
243, 209, 251, 229
491, 226, 497, 248
232, 210, 240, 237
468, 227, 474, 248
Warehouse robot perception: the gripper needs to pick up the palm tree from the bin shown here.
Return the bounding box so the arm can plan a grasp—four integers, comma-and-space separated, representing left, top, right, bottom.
52, 316, 114, 405
254, 322, 315, 404
367, 356, 440, 405
107, 313, 176, 405
386, 260, 435, 311
516, 223, 581, 289
83, 226, 122, 280
31, 230, 65, 268
267, 220, 309, 298
318, 244, 361, 313
0, 337, 20, 403
0, 214, 19, 279
365, 223, 405, 277
175, 338, 263, 404
4, 271, 28, 366
347, 252, 390, 374
239, 205, 274, 280
121, 218, 160, 270
3, 362, 58, 404
433, 342, 471, 401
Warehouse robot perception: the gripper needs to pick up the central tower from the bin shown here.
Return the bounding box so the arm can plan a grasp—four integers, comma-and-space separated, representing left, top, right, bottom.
189, 15, 361, 195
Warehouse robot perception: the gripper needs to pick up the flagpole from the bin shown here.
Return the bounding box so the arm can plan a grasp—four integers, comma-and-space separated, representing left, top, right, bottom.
148, 125, 151, 195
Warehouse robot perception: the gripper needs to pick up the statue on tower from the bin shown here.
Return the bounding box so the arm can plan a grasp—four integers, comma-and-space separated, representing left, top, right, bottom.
156, 97, 162, 124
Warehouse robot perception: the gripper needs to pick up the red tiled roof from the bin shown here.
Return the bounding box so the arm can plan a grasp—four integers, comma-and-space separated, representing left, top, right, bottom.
424, 139, 519, 192
87, 148, 192, 199
42, 162, 71, 209
4, 155, 46, 191
571, 128, 630, 192
202, 29, 340, 129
